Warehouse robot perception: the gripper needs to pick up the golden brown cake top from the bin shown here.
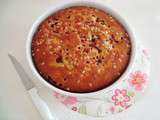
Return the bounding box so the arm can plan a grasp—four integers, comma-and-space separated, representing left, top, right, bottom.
32, 6, 131, 93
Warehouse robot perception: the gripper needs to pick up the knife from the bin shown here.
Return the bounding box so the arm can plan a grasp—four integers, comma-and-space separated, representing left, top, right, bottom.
8, 54, 57, 120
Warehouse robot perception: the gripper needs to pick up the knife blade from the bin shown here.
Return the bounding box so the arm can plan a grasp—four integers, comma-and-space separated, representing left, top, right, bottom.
8, 54, 57, 120
8, 54, 35, 90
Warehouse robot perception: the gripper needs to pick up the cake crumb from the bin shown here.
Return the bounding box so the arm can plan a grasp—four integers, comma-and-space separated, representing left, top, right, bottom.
66, 87, 70, 90
82, 70, 85, 74
113, 64, 117, 69
118, 58, 122, 62
121, 54, 124, 58
32, 53, 35, 56
89, 83, 93, 87
97, 69, 101, 73
49, 45, 53, 49
41, 62, 45, 65
77, 80, 80, 84
116, 32, 119, 35
80, 74, 84, 77
49, 51, 53, 55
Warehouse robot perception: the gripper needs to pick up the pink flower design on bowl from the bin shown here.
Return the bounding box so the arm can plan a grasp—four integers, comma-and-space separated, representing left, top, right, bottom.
53, 92, 77, 105
112, 89, 130, 109
129, 71, 147, 91
109, 106, 115, 113
62, 96, 77, 105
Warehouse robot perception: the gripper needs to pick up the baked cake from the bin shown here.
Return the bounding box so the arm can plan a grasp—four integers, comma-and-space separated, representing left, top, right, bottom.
31, 6, 131, 93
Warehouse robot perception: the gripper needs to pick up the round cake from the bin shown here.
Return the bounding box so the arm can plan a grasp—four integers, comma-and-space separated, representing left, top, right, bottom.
31, 6, 131, 93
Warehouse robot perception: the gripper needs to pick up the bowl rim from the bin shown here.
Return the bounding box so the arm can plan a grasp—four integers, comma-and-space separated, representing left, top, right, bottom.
26, 1, 136, 97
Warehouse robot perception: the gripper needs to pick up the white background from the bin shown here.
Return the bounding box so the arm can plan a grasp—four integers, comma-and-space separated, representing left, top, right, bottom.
0, 0, 160, 120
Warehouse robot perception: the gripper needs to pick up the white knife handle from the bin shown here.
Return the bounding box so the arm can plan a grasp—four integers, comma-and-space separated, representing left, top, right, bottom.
28, 88, 55, 120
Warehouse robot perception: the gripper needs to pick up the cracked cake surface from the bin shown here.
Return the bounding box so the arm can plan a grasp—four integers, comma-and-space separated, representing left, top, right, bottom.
31, 6, 131, 93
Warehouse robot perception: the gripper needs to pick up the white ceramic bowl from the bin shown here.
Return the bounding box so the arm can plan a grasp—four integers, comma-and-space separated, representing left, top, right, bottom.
26, 1, 136, 97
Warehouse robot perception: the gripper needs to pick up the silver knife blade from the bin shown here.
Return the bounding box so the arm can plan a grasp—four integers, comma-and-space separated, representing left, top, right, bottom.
8, 54, 35, 90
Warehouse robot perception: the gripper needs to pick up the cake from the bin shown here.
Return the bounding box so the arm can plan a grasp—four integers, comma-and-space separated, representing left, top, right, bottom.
31, 6, 131, 93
